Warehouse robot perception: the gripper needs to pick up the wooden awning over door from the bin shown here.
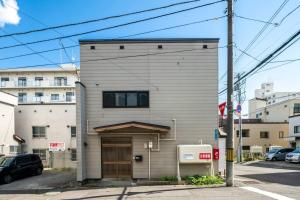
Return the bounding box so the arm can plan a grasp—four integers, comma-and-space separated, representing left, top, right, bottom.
94, 121, 170, 134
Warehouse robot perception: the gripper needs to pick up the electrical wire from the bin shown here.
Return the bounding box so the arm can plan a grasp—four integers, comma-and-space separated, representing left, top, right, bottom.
0, 0, 221, 38
0, 15, 226, 61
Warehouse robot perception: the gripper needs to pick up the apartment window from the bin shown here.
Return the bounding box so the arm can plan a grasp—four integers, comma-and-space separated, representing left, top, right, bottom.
51, 94, 59, 101
18, 77, 27, 86
103, 91, 149, 108
35, 92, 43, 102
242, 146, 250, 151
1, 77, 9, 87
54, 77, 67, 86
32, 126, 46, 138
9, 145, 20, 153
66, 92, 74, 102
71, 149, 76, 161
18, 93, 27, 103
260, 131, 269, 138
35, 77, 43, 86
294, 103, 300, 114
294, 126, 300, 134
256, 114, 259, 118
32, 149, 46, 160
236, 129, 250, 137
71, 126, 76, 137
279, 131, 285, 138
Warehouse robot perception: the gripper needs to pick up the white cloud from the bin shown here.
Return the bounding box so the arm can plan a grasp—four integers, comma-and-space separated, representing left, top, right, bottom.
0, 0, 21, 27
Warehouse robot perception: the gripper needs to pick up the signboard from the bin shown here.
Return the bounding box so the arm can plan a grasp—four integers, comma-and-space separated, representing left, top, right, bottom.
199, 153, 211, 160
49, 142, 65, 152
214, 129, 219, 141
236, 104, 242, 115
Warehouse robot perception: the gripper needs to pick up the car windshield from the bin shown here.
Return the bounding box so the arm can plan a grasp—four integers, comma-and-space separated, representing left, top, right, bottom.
268, 149, 279, 153
292, 148, 300, 153
0, 157, 14, 167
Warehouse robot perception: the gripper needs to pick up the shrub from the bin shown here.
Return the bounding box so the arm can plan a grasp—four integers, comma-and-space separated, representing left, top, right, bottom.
185, 175, 224, 185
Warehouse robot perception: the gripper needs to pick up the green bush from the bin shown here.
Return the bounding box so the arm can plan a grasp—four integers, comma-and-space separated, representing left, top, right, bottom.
185, 175, 224, 185
160, 176, 178, 182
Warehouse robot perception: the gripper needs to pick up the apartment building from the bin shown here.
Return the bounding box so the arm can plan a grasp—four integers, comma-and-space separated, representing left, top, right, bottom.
0, 92, 18, 155
0, 64, 78, 168
76, 38, 219, 181
233, 119, 289, 153
288, 115, 300, 148
249, 82, 300, 122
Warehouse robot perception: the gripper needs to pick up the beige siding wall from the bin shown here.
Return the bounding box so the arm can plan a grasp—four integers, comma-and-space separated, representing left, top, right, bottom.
80, 41, 218, 179
234, 123, 289, 153
15, 104, 76, 168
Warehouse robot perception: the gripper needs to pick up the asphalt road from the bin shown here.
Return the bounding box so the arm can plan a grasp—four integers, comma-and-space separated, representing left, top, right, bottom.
235, 160, 300, 199
0, 161, 299, 199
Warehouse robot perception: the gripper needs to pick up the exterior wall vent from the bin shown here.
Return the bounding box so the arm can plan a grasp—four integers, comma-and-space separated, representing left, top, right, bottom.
90, 46, 96, 50
120, 45, 125, 50
158, 45, 163, 49
203, 44, 208, 49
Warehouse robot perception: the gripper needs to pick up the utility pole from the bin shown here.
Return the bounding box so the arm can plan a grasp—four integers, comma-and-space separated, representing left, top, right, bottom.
226, 0, 234, 187
235, 73, 243, 163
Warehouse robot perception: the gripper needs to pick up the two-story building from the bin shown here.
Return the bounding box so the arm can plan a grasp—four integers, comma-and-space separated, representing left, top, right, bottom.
0, 64, 78, 168
76, 38, 219, 182
288, 115, 300, 148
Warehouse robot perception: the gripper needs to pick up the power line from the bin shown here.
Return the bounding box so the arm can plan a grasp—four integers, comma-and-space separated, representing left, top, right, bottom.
0, 15, 226, 61
1, 45, 226, 70
235, 15, 278, 26
0, 0, 225, 50
0, 0, 215, 38
219, 29, 300, 95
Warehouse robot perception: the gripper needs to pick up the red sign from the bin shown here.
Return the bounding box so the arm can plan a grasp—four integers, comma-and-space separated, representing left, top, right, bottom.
213, 148, 219, 160
199, 153, 211, 160
218, 102, 226, 117
49, 142, 65, 152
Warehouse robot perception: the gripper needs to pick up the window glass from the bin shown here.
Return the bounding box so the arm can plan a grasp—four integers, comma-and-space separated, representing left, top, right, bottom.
51, 94, 59, 101
71, 149, 76, 161
138, 92, 149, 107
103, 92, 115, 107
32, 126, 46, 138
33, 149, 46, 160
115, 93, 126, 107
71, 126, 76, 137
127, 93, 137, 107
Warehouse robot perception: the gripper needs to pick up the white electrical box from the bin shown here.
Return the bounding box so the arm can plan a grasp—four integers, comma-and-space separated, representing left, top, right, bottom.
178, 144, 212, 164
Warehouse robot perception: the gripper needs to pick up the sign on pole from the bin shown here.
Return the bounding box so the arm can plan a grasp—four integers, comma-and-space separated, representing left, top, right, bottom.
49, 142, 65, 152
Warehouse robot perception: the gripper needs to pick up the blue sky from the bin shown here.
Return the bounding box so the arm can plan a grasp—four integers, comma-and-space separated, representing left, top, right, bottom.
0, 0, 299, 115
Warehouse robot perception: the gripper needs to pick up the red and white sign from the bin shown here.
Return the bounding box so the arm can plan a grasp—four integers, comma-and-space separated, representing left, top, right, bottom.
199, 153, 211, 160
218, 102, 226, 117
49, 142, 65, 152
213, 148, 220, 160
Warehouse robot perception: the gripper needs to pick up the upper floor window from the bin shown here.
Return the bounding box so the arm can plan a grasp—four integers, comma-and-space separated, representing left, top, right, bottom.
35, 77, 43, 86
0, 77, 9, 87
294, 126, 300, 134
66, 92, 74, 102
18, 77, 27, 86
18, 93, 27, 103
294, 103, 300, 114
71, 126, 76, 137
32, 126, 46, 138
71, 149, 76, 161
236, 129, 250, 137
35, 92, 44, 102
279, 131, 285, 138
54, 77, 67, 86
103, 91, 149, 108
260, 131, 269, 138
51, 94, 59, 101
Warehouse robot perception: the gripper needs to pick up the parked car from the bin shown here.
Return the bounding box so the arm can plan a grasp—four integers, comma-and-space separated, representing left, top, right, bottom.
0, 154, 43, 184
285, 148, 300, 163
265, 148, 294, 161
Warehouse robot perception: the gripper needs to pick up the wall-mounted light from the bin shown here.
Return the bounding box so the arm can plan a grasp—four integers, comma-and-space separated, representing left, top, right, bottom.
84, 142, 88, 146
67, 125, 70, 128
65, 110, 67, 112
18, 110, 21, 113
46, 125, 50, 128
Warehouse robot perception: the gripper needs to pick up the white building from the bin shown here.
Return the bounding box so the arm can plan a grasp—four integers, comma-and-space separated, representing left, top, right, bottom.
288, 115, 300, 148
249, 82, 300, 122
0, 91, 19, 155
0, 64, 78, 168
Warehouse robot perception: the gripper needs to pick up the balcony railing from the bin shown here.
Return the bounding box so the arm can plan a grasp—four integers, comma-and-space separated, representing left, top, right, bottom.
18, 96, 76, 104
0, 80, 74, 88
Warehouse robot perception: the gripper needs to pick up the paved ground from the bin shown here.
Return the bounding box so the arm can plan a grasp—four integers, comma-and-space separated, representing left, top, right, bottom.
0, 161, 299, 199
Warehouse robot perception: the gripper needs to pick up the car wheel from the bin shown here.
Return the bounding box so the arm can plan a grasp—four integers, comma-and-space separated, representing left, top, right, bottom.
3, 174, 12, 184
36, 168, 42, 175
271, 157, 277, 161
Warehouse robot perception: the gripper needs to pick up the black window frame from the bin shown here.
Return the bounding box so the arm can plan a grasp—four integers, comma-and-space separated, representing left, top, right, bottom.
236, 129, 250, 138
32, 126, 46, 138
294, 125, 300, 134
71, 126, 76, 137
71, 149, 77, 161
294, 103, 300, 114
103, 91, 149, 108
260, 131, 269, 138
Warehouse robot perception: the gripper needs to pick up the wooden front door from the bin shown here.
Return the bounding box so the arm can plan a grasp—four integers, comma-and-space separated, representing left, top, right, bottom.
101, 137, 132, 178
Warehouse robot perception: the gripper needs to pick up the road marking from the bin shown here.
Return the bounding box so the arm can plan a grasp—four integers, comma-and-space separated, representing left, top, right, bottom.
240, 186, 295, 200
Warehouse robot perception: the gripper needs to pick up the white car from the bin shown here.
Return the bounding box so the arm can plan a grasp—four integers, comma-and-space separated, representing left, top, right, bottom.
285, 148, 300, 163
